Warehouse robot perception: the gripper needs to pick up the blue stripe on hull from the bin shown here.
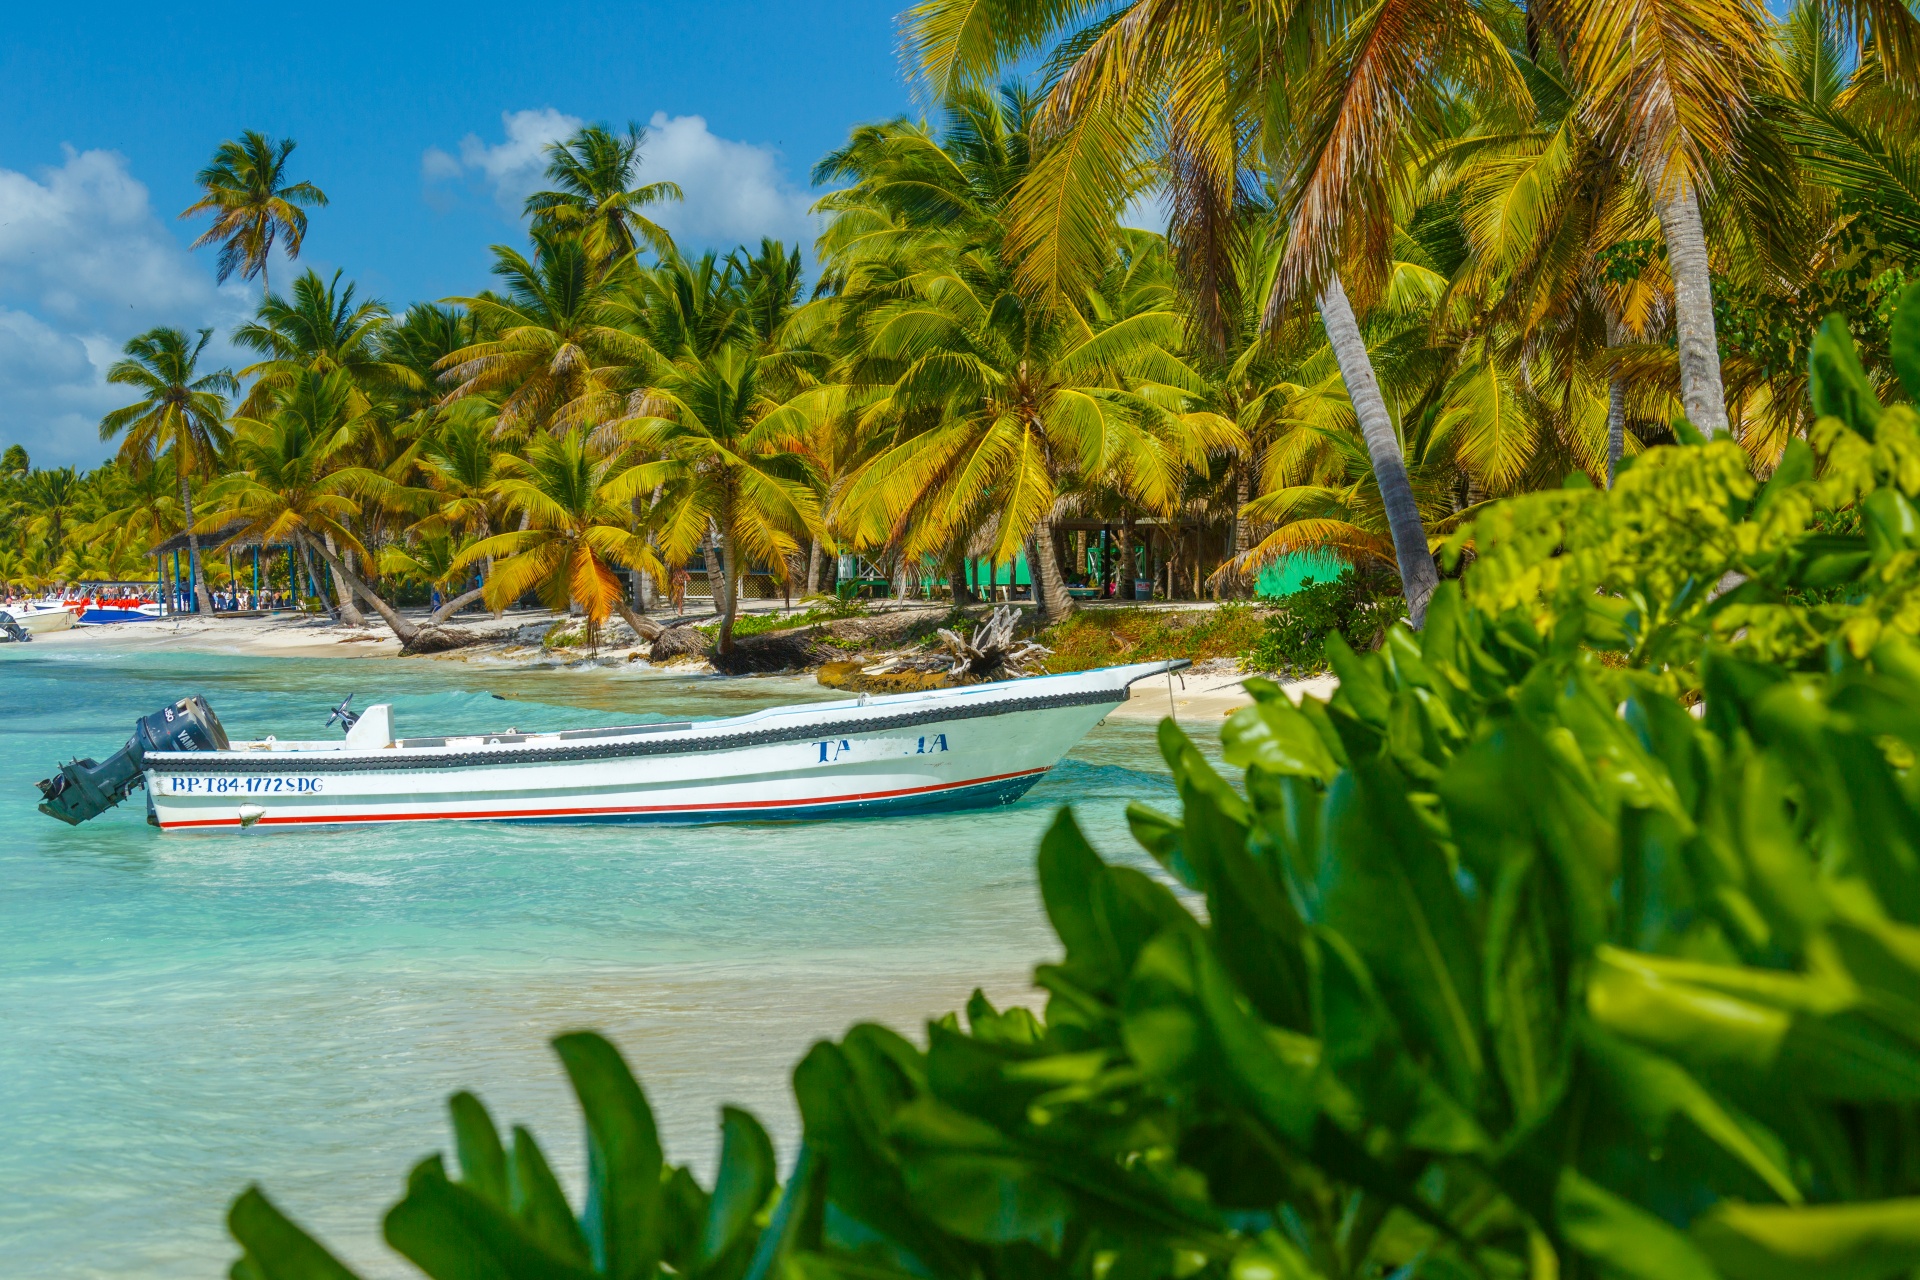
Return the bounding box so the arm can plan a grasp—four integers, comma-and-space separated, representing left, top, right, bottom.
503, 769, 1048, 827
77, 610, 162, 624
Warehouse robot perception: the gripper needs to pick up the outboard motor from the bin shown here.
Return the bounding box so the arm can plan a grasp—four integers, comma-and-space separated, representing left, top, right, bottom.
37, 696, 229, 825
0, 610, 28, 643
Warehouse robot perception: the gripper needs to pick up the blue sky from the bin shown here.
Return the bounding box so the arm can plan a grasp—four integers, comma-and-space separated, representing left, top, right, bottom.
0, 0, 914, 465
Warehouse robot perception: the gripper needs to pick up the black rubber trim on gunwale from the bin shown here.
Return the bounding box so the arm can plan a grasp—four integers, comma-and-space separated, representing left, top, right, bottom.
148, 685, 1126, 775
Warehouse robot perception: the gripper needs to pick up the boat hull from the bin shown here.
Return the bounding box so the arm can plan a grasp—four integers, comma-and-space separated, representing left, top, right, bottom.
77, 606, 164, 624
138, 664, 1172, 832
6, 607, 77, 635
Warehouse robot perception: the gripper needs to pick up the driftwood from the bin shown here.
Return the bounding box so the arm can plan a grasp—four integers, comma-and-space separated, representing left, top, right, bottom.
817, 660, 954, 693
936, 605, 1050, 680
400, 626, 478, 656
709, 627, 844, 675
647, 623, 711, 664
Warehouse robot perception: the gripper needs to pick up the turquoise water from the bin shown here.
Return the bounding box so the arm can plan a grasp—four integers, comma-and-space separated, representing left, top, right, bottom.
0, 643, 1181, 1278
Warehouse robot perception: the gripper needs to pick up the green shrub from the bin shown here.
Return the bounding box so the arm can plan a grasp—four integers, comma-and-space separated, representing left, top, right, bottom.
225, 297, 1920, 1279
1246, 574, 1404, 673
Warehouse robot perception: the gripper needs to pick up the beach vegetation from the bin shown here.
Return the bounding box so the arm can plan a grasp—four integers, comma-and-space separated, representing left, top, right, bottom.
219, 299, 1920, 1277
0, 0, 1917, 668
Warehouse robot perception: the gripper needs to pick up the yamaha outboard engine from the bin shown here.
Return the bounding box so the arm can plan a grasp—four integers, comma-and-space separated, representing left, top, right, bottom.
0, 610, 28, 643
37, 696, 229, 825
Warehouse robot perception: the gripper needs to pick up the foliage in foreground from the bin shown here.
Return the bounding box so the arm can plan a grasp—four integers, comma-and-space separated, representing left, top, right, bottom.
227, 306, 1920, 1280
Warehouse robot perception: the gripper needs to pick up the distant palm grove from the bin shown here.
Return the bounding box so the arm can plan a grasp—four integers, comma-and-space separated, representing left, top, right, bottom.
3, 0, 1917, 651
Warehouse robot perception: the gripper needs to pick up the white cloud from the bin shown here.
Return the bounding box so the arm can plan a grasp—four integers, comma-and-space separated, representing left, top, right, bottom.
424, 107, 583, 218
426, 108, 817, 254
0, 148, 249, 467
640, 112, 816, 250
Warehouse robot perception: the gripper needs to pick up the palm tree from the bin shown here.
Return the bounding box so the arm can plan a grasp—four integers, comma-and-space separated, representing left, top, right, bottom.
608, 250, 830, 652
180, 131, 329, 292
817, 89, 1234, 618
99, 327, 236, 613
75, 456, 182, 573
438, 234, 654, 438
21, 467, 83, 555
1538, 0, 1773, 441
407, 408, 510, 620
454, 430, 664, 643
232, 269, 414, 418
525, 123, 682, 263
206, 369, 419, 644
899, 1, 1481, 624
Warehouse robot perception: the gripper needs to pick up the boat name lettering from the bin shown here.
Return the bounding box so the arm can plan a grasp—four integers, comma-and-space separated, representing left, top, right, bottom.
167, 776, 325, 795
815, 739, 853, 763
915, 734, 948, 754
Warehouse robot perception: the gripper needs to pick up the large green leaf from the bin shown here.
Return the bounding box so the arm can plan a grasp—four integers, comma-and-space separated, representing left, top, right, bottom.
1890, 281, 1920, 403
891, 1099, 1073, 1251
1809, 313, 1882, 438
384, 1157, 600, 1280
449, 1092, 509, 1211
507, 1126, 590, 1264
1586, 947, 1920, 1101
1318, 759, 1486, 1106
1694, 1198, 1920, 1280
1581, 1024, 1800, 1203
1038, 806, 1196, 997
1222, 686, 1339, 782
228, 1186, 364, 1280
553, 1032, 664, 1280
699, 1106, 776, 1269
1554, 1170, 1720, 1280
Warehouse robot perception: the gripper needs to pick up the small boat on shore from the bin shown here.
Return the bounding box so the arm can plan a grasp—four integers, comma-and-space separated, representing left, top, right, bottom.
75, 597, 165, 625
37, 660, 1189, 831
0, 603, 79, 639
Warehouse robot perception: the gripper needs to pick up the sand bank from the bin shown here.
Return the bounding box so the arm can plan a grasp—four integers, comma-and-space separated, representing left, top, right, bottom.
18, 610, 1340, 716
1111, 666, 1337, 721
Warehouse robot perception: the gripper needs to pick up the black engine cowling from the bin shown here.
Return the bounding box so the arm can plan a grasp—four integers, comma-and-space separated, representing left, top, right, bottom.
37, 696, 229, 826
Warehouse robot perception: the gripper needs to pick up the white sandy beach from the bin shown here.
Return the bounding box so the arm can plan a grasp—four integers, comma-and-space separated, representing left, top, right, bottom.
20, 607, 1337, 718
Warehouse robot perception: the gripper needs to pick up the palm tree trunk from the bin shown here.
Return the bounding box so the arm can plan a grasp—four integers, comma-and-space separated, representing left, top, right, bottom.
1118, 516, 1137, 601
1606, 380, 1628, 485
300, 532, 417, 644
1029, 522, 1074, 619
701, 528, 725, 618
1318, 272, 1438, 627
716, 529, 740, 655
948, 538, 974, 607
429, 584, 488, 625
807, 539, 823, 596
1654, 180, 1730, 440
179, 473, 212, 614
612, 600, 663, 642
321, 531, 366, 626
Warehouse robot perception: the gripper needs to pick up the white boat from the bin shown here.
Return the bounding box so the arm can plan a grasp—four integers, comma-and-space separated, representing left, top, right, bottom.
76, 599, 165, 624
0, 602, 78, 637
37, 660, 1188, 831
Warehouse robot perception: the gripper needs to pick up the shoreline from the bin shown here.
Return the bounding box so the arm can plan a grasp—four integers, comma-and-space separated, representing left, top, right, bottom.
16, 608, 1338, 717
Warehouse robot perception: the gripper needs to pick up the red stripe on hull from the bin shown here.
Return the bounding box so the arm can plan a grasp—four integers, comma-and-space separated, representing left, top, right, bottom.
157, 767, 1050, 830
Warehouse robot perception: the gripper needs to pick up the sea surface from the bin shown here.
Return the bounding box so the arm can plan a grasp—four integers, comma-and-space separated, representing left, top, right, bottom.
0, 640, 1190, 1278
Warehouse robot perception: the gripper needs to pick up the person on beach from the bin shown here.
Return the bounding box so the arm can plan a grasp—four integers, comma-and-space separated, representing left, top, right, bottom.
671, 566, 688, 615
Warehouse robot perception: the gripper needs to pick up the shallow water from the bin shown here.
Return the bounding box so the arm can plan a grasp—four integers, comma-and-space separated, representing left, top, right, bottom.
0, 642, 1185, 1278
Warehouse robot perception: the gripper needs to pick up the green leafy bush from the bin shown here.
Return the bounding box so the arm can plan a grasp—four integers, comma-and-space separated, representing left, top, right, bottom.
1247, 574, 1404, 673
226, 298, 1920, 1279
